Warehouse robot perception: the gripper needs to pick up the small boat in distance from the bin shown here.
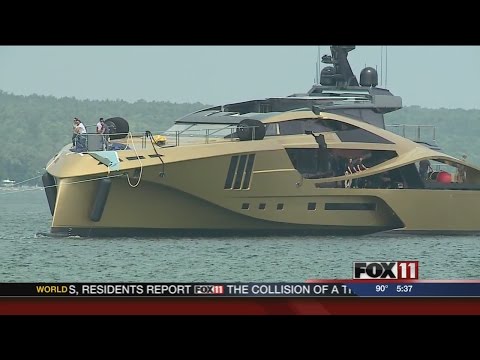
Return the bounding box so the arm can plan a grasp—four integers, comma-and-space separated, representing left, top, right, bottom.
1, 179, 16, 187
42, 46, 480, 236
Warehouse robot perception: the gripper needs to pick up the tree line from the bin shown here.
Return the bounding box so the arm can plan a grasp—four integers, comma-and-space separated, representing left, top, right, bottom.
0, 90, 478, 184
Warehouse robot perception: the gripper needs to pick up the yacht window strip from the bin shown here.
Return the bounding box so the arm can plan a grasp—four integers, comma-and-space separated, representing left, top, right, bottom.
241, 154, 256, 189
224, 156, 239, 189
233, 155, 248, 190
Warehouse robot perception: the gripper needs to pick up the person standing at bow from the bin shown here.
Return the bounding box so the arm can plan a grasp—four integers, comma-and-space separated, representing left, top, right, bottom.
96, 117, 108, 150
72, 118, 78, 146
73, 118, 87, 151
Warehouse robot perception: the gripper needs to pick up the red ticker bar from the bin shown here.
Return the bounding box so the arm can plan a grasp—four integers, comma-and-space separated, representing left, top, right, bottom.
1, 298, 480, 315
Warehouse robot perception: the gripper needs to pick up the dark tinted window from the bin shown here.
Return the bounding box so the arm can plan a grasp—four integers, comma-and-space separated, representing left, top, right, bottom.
278, 118, 357, 135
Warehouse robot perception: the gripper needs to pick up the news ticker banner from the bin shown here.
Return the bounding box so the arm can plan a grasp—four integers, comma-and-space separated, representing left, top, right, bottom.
0, 281, 480, 297
0, 260, 476, 298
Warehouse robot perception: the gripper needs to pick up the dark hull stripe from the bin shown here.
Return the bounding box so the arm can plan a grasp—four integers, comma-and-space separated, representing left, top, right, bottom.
50, 226, 394, 238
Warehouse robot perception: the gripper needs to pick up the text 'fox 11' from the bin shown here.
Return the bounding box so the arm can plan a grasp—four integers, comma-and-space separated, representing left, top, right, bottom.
353, 261, 419, 280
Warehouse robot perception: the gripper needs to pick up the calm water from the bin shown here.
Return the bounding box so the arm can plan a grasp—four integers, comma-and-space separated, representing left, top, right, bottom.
0, 188, 479, 282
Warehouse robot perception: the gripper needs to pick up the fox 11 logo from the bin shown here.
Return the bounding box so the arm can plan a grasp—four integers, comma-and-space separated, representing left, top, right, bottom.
353, 261, 419, 280
194, 285, 224, 295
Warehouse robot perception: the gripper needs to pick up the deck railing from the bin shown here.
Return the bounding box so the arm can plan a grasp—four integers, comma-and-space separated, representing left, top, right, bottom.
76, 125, 246, 152
386, 124, 437, 144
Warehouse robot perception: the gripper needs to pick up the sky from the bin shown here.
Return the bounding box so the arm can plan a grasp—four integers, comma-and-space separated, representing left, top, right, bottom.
1, 46, 479, 109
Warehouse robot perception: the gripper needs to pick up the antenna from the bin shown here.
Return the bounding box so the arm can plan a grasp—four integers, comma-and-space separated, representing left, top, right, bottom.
385, 46, 388, 87
316, 46, 321, 84
380, 46, 383, 87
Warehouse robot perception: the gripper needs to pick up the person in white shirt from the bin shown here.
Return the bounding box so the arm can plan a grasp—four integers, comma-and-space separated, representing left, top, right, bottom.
75, 119, 86, 134
96, 117, 108, 150
73, 118, 87, 151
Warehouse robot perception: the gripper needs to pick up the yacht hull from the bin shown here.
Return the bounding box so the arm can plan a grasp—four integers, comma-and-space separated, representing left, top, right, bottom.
46, 154, 480, 237
48, 174, 396, 236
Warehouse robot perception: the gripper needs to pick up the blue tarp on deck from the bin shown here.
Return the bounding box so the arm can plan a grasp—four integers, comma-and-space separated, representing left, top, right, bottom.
88, 151, 120, 171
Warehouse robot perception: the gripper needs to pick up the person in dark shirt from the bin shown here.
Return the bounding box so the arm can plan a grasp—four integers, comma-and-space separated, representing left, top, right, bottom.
72, 118, 79, 146
344, 158, 355, 188
419, 159, 432, 180
352, 157, 368, 188
354, 157, 368, 172
456, 154, 467, 183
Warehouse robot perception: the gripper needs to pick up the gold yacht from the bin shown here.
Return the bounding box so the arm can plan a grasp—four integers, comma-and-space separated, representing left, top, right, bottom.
43, 46, 480, 236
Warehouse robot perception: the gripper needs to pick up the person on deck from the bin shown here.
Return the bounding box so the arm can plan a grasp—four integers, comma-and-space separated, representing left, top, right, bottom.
353, 157, 368, 188
96, 117, 109, 150
457, 154, 467, 183
419, 159, 432, 180
72, 118, 77, 146
73, 118, 87, 152
354, 157, 368, 172
344, 158, 355, 188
